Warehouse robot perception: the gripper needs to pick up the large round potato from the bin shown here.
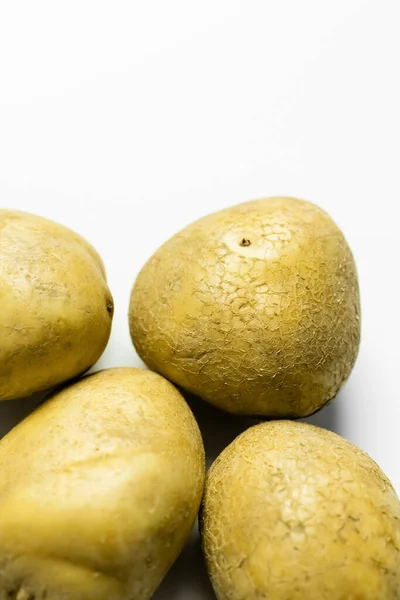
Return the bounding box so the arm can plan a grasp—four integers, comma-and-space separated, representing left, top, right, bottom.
0, 210, 113, 400
129, 197, 360, 418
0, 367, 205, 600
201, 421, 400, 600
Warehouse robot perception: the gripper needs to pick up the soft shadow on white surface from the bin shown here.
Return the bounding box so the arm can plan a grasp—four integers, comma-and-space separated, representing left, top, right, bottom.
183, 391, 259, 468
154, 525, 216, 600
185, 387, 346, 467
302, 390, 345, 435
0, 392, 45, 439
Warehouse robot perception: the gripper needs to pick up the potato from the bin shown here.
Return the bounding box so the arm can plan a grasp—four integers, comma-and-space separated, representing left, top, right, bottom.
201, 421, 400, 600
0, 210, 113, 400
129, 197, 360, 418
0, 368, 205, 600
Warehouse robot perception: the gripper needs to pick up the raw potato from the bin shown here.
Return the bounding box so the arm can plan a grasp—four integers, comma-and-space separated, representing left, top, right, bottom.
201, 421, 400, 600
129, 197, 360, 418
0, 210, 114, 400
0, 367, 205, 600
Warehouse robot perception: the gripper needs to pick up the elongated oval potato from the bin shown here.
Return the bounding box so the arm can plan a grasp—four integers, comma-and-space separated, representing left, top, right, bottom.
0, 210, 113, 400
0, 367, 205, 600
201, 421, 400, 600
129, 197, 360, 418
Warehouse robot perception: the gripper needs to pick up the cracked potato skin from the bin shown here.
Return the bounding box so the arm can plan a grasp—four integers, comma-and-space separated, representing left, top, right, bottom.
0, 210, 113, 401
0, 367, 205, 600
129, 197, 360, 417
201, 421, 400, 600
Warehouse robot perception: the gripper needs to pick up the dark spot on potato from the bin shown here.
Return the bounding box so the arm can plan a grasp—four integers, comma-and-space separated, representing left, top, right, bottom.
239, 238, 251, 247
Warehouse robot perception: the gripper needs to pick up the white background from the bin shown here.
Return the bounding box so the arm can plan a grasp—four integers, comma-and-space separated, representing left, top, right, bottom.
0, 1, 399, 598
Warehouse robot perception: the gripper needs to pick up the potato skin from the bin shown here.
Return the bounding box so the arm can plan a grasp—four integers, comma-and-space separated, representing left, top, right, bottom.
129, 197, 360, 418
0, 210, 113, 400
0, 367, 205, 600
201, 421, 400, 600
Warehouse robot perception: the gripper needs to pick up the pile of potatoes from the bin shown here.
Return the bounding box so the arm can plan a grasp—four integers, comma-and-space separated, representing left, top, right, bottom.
0, 200, 398, 600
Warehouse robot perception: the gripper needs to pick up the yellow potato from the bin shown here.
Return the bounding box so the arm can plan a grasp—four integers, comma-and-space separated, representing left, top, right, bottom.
0, 210, 113, 400
0, 367, 205, 600
129, 197, 360, 418
201, 421, 400, 600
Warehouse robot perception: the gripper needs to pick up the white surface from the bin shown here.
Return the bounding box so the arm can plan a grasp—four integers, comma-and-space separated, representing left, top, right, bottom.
0, 1, 399, 597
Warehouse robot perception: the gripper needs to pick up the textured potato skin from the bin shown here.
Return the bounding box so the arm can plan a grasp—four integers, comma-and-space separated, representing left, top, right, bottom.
201, 421, 400, 600
129, 197, 360, 417
0, 367, 205, 600
0, 210, 113, 400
